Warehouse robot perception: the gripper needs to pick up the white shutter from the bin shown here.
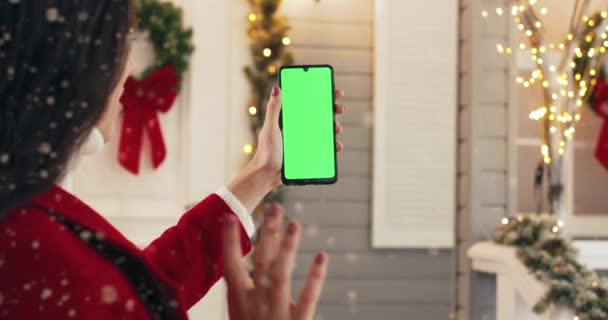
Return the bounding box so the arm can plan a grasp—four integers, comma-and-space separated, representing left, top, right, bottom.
372, 0, 457, 248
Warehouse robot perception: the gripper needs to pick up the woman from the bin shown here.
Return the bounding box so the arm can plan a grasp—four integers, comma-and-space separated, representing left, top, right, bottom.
0, 1, 346, 319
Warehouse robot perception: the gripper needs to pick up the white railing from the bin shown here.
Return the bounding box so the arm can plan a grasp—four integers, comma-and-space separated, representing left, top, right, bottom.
468, 241, 608, 320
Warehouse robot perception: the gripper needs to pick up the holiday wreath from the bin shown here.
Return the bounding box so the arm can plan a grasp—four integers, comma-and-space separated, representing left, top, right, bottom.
118, 0, 194, 174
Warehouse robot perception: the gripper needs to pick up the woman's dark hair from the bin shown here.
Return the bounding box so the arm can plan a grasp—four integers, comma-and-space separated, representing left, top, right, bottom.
0, 0, 135, 216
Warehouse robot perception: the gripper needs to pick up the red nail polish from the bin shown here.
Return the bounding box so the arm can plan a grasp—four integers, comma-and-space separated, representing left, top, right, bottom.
315, 252, 326, 264
271, 86, 279, 97
287, 221, 298, 235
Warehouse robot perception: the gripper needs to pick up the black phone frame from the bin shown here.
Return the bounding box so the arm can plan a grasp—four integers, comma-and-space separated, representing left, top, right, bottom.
279, 64, 338, 186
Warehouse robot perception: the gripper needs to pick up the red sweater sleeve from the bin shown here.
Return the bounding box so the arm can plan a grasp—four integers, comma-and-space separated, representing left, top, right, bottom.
142, 194, 252, 310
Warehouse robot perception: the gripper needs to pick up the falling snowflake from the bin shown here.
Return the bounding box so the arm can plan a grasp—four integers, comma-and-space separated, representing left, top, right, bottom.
293, 201, 304, 213
59, 294, 70, 303
125, 299, 135, 312
40, 169, 48, 179
100, 285, 118, 304
168, 300, 179, 308
345, 253, 359, 262
79, 230, 92, 241
31, 240, 40, 250
46, 7, 59, 22
347, 290, 358, 302
305, 224, 319, 238
67, 308, 76, 317
23, 283, 31, 291
40, 288, 52, 300
0, 153, 9, 164
38, 143, 52, 155
77, 11, 88, 21
60, 278, 69, 287
6, 66, 15, 77
46, 96, 55, 106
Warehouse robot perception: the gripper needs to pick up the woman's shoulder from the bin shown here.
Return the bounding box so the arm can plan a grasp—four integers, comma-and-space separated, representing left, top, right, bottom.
0, 206, 149, 319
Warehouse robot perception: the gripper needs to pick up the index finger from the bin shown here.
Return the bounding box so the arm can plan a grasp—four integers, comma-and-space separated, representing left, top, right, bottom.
223, 215, 252, 300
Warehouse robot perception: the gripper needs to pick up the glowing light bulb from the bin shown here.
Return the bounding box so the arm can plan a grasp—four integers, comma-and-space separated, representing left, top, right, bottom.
496, 44, 504, 53
501, 218, 509, 225
263, 48, 272, 57
481, 10, 488, 18
496, 8, 504, 16
248, 13, 257, 22
248, 106, 257, 115
540, 7, 547, 15
282, 37, 291, 46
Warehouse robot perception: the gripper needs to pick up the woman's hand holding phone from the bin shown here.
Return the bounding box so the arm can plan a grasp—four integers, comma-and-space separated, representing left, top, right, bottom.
227, 86, 345, 212
223, 204, 329, 320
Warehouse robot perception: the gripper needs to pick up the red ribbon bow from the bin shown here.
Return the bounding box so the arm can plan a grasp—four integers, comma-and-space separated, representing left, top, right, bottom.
118, 65, 178, 175
592, 75, 608, 170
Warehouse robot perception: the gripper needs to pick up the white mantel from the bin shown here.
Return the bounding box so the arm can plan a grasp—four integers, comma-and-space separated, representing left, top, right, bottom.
468, 241, 608, 320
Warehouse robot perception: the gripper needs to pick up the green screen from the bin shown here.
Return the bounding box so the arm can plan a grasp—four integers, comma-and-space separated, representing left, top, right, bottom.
281, 66, 336, 181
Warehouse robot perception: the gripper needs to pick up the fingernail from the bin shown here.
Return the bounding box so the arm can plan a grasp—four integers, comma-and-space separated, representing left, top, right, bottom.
287, 221, 298, 235
315, 252, 327, 264
271, 86, 280, 97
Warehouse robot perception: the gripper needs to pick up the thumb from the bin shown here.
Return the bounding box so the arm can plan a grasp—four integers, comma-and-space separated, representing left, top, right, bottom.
265, 85, 282, 124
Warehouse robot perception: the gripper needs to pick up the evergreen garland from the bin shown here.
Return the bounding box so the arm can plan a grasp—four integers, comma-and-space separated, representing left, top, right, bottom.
243, 0, 295, 207
136, 0, 194, 82
494, 215, 608, 319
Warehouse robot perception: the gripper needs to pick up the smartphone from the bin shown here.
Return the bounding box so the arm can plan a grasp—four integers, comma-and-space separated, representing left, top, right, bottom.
279, 65, 337, 185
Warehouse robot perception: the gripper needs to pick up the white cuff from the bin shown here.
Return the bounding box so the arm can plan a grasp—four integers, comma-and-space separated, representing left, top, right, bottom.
216, 187, 255, 238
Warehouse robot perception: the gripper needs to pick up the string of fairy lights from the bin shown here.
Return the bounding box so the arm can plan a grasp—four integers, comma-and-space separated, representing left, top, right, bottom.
485, 1, 608, 167
482, 0, 608, 217
242, 0, 296, 207
242, 2, 294, 159
483, 2, 608, 318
